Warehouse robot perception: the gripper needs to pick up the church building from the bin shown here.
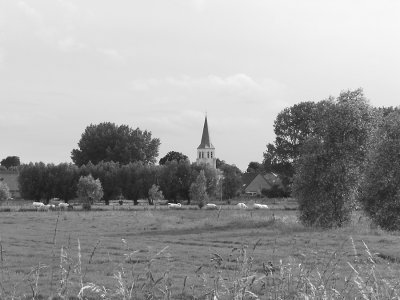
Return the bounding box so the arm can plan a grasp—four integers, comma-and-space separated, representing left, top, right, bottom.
196, 116, 216, 169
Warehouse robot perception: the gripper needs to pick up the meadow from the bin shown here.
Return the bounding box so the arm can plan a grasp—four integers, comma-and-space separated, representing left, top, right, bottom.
0, 199, 400, 299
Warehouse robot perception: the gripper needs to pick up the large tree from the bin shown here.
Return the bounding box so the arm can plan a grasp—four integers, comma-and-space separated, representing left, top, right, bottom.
71, 122, 160, 166
359, 110, 400, 230
1, 156, 20, 169
263, 102, 317, 189
293, 89, 378, 228
159, 151, 188, 165
219, 162, 242, 199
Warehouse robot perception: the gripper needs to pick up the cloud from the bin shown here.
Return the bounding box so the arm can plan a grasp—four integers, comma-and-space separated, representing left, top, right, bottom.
58, 36, 87, 52
0, 48, 5, 66
192, 0, 207, 12
96, 48, 125, 63
130, 74, 286, 107
17, 1, 42, 21
57, 0, 79, 14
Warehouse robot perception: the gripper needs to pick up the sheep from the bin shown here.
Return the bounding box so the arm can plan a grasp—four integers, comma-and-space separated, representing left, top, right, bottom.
67, 204, 74, 210
236, 203, 248, 209
45, 204, 56, 210
253, 203, 269, 209
32, 202, 45, 208
58, 202, 69, 209
167, 203, 182, 209
205, 203, 218, 210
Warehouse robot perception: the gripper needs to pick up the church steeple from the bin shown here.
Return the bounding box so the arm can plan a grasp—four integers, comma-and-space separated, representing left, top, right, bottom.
198, 116, 214, 149
196, 115, 216, 168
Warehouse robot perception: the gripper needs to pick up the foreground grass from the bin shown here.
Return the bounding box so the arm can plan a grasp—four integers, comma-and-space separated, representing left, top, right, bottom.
0, 208, 399, 299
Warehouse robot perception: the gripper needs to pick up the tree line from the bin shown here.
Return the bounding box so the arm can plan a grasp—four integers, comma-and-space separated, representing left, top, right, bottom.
18, 160, 242, 204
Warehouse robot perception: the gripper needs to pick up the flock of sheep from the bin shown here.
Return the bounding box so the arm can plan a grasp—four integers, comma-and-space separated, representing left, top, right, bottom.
32, 201, 73, 211
31, 201, 268, 210
167, 202, 269, 210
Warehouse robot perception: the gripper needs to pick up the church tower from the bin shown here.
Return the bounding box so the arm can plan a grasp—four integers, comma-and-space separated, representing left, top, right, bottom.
196, 116, 216, 169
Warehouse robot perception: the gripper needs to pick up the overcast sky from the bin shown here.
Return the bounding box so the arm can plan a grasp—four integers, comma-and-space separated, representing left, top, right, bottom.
1, 0, 400, 171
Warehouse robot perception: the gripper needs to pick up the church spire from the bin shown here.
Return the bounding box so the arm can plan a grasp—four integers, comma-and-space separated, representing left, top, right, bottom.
196, 115, 216, 169
198, 116, 214, 149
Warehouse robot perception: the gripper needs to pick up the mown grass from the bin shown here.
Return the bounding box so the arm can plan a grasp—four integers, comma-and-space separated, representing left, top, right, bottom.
0, 206, 399, 299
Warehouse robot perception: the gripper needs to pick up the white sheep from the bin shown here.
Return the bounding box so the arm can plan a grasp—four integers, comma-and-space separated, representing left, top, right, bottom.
205, 203, 218, 209
58, 202, 69, 209
45, 204, 56, 210
32, 202, 45, 208
167, 203, 182, 209
236, 203, 248, 209
253, 203, 269, 209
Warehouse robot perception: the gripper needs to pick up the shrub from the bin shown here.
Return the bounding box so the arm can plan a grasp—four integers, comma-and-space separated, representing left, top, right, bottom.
77, 174, 104, 210
148, 184, 164, 205
190, 170, 208, 208
0, 181, 11, 202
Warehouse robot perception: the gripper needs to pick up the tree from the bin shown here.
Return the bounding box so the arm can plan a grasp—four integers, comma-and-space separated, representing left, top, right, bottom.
1, 156, 20, 169
293, 89, 377, 228
216, 158, 226, 169
71, 122, 160, 166
190, 170, 208, 208
191, 163, 218, 199
0, 181, 11, 202
219, 163, 242, 199
148, 184, 164, 205
246, 162, 263, 173
359, 111, 400, 230
159, 151, 188, 165
263, 102, 317, 191
77, 174, 104, 210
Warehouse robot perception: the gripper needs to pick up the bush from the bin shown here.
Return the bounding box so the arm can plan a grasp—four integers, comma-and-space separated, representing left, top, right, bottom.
359, 111, 400, 230
77, 174, 104, 210
190, 170, 208, 208
0, 181, 11, 202
148, 184, 164, 205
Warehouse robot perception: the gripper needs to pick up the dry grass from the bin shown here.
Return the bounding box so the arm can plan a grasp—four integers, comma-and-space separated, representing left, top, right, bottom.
0, 207, 399, 299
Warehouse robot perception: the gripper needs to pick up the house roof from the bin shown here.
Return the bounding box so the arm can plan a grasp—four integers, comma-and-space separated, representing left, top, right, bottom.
263, 172, 281, 186
241, 172, 259, 189
197, 116, 214, 149
241, 172, 282, 191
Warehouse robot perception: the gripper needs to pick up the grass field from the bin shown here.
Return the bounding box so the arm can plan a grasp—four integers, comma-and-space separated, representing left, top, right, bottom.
0, 201, 400, 299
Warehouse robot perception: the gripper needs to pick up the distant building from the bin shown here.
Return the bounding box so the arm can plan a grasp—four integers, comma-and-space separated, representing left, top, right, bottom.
241, 172, 282, 196
0, 170, 20, 199
196, 116, 216, 169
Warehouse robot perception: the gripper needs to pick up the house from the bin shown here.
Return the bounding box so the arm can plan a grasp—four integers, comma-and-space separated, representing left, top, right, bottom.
241, 172, 282, 196
0, 170, 20, 198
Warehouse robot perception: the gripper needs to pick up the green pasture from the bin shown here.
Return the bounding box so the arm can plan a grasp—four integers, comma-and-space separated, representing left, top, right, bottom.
0, 204, 399, 299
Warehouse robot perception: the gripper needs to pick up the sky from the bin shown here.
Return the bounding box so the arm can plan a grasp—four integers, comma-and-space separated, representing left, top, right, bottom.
1, 0, 400, 171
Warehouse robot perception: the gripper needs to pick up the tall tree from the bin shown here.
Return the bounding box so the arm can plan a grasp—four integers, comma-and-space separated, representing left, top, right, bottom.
159, 151, 188, 165
190, 170, 208, 208
219, 163, 242, 199
293, 89, 378, 228
359, 110, 400, 230
1, 156, 20, 169
263, 102, 317, 189
71, 122, 160, 166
